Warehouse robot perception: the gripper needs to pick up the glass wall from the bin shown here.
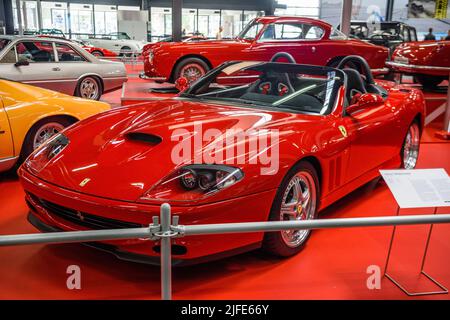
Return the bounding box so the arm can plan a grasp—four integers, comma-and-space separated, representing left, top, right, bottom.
221, 10, 243, 39
198, 9, 221, 38
275, 0, 320, 18
182, 8, 197, 35
70, 3, 93, 35
42, 2, 68, 33
94, 5, 117, 35
13, 0, 39, 32
392, 0, 450, 40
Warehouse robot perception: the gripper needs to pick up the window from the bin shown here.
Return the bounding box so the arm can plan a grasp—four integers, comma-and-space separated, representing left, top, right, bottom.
55, 43, 85, 62
16, 41, 55, 63
305, 25, 324, 39
0, 47, 16, 64
41, 2, 68, 34
198, 10, 220, 38
0, 39, 11, 51
238, 22, 264, 40
330, 28, 347, 40
70, 4, 93, 35
94, 5, 117, 35
260, 23, 324, 41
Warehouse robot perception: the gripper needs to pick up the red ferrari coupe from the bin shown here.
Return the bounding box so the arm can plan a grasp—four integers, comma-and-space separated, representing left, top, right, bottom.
387, 40, 450, 88
144, 16, 389, 83
19, 56, 424, 265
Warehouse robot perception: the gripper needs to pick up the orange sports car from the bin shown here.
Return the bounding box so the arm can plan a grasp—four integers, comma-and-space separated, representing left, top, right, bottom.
0, 79, 110, 172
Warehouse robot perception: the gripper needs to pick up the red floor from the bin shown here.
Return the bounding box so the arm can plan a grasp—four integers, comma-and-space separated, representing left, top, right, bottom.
0, 70, 449, 300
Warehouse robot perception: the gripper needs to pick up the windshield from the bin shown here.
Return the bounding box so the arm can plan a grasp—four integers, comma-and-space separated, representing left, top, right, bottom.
350, 23, 401, 39
0, 39, 11, 52
182, 61, 344, 115
237, 20, 264, 40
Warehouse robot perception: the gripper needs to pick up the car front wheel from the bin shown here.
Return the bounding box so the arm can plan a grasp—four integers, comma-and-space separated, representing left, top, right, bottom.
20, 116, 73, 163
262, 161, 319, 257
173, 58, 209, 83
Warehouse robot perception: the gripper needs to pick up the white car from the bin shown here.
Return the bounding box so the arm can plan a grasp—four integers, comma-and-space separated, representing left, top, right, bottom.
0, 36, 127, 100
84, 32, 147, 56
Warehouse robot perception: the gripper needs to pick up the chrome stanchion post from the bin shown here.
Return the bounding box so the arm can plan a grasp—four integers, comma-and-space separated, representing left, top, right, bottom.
160, 203, 172, 300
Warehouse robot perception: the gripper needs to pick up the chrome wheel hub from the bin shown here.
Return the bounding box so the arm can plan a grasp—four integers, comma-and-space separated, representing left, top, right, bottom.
280, 172, 316, 248
80, 78, 99, 100
33, 122, 64, 150
403, 123, 420, 169
180, 64, 205, 83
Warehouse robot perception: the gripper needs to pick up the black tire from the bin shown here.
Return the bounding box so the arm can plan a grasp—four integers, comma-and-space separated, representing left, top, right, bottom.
91, 50, 104, 57
75, 76, 103, 100
19, 116, 74, 164
173, 57, 210, 83
415, 74, 445, 89
262, 161, 320, 257
120, 46, 132, 57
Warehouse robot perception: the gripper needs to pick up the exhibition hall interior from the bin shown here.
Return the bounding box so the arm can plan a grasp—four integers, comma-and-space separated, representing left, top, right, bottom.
0, 0, 449, 301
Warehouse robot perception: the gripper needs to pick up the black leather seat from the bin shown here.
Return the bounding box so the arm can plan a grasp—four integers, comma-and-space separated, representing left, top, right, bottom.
343, 68, 366, 102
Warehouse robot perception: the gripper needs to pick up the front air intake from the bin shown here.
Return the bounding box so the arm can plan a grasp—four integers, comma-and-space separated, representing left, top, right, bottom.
126, 132, 162, 145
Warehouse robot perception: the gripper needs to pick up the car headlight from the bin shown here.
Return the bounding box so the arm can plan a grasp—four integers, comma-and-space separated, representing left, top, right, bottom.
24, 133, 69, 175
148, 51, 154, 64
140, 164, 244, 202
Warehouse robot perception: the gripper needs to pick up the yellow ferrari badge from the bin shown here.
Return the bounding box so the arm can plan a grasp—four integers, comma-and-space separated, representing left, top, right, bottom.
338, 125, 348, 138
79, 178, 91, 187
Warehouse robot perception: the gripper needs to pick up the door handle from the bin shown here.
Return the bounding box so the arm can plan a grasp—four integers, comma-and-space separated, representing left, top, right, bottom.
52, 67, 61, 71
311, 46, 316, 53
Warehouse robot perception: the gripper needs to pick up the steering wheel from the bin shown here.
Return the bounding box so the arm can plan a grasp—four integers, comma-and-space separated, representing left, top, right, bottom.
336, 55, 375, 86
270, 52, 296, 63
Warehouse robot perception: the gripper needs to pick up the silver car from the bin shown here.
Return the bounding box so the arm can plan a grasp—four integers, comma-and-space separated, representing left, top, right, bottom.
0, 36, 127, 100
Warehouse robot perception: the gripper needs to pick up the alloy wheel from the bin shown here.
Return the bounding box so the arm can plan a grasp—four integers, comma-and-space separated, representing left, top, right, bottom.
279, 171, 317, 248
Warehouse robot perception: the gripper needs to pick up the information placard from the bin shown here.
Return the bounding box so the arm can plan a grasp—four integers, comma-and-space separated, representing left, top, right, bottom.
380, 169, 450, 208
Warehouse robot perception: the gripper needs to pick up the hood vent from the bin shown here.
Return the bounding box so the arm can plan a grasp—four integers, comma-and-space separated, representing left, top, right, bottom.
126, 132, 162, 145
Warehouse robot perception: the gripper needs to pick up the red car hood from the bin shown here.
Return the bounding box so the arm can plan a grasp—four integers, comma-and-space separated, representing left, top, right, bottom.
31, 99, 302, 202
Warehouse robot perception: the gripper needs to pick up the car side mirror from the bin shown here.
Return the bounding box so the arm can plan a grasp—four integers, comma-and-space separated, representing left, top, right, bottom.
346, 93, 384, 114
15, 57, 30, 67
175, 76, 190, 92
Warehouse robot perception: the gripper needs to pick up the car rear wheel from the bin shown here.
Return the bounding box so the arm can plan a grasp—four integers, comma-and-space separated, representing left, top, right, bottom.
91, 50, 104, 57
120, 46, 132, 57
20, 117, 74, 163
174, 58, 209, 83
401, 121, 420, 169
262, 161, 319, 257
415, 74, 445, 89
75, 76, 102, 100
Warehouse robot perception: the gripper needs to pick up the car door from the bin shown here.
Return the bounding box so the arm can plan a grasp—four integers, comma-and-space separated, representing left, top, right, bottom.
53, 42, 89, 95
0, 98, 14, 162
13, 40, 63, 92
342, 93, 404, 182
249, 22, 324, 65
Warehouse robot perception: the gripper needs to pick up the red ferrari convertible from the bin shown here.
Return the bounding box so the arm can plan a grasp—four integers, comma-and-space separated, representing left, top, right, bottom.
19, 56, 425, 265
387, 40, 450, 88
144, 16, 389, 83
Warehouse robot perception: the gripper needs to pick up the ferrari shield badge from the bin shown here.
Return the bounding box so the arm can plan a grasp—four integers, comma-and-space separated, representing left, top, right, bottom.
79, 178, 91, 187
338, 125, 348, 138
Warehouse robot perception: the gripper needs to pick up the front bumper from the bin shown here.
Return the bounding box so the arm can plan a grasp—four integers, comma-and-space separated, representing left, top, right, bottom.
19, 167, 276, 265
386, 61, 450, 76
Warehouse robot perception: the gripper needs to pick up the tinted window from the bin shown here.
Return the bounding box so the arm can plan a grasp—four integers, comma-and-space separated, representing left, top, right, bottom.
0, 47, 16, 63
260, 23, 324, 41
55, 43, 86, 62
16, 41, 55, 63
0, 39, 11, 51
